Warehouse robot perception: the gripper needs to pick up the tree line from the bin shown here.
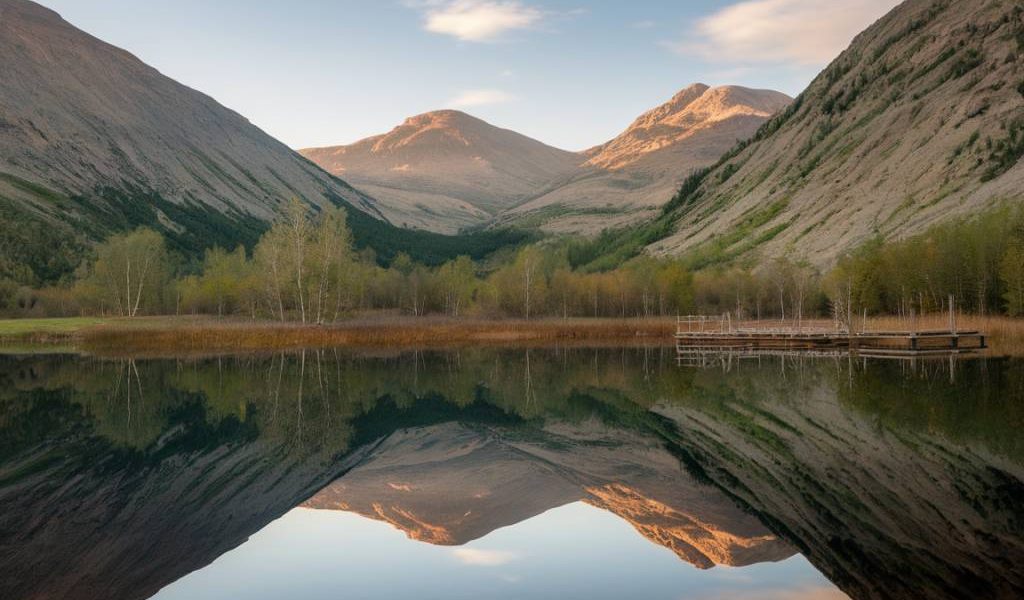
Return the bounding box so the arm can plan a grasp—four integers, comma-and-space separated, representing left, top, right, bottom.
2, 200, 1023, 321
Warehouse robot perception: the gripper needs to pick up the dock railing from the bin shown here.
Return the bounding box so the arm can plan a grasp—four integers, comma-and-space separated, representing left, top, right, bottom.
677, 315, 839, 336
676, 315, 730, 334
676, 312, 985, 354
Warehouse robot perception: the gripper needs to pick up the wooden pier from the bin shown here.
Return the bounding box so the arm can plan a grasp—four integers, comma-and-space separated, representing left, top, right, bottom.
675, 315, 986, 357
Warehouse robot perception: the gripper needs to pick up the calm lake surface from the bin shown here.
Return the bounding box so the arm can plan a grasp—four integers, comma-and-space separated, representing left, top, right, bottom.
1, 347, 1022, 600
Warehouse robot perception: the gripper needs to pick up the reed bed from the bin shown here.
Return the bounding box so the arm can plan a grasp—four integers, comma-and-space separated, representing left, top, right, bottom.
79, 316, 678, 356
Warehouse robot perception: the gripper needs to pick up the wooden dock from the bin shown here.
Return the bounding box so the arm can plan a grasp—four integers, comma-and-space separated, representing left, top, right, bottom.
675, 316, 986, 357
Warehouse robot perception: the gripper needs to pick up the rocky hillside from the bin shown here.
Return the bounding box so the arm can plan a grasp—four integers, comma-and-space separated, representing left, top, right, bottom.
304, 85, 790, 235
645, 0, 1024, 267
0, 0, 384, 238
502, 84, 792, 233
301, 110, 581, 233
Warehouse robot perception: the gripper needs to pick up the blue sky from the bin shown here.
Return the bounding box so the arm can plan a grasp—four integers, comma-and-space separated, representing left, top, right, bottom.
39, 0, 900, 151
154, 504, 844, 600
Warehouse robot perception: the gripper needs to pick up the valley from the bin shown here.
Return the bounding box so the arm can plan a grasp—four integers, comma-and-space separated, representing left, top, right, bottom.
302, 84, 792, 235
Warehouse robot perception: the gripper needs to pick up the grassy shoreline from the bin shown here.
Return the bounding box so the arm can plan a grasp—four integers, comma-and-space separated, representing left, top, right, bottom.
2, 314, 1022, 356
0, 316, 678, 356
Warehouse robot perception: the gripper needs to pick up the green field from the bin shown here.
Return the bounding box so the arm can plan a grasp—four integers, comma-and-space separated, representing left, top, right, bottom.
0, 317, 113, 338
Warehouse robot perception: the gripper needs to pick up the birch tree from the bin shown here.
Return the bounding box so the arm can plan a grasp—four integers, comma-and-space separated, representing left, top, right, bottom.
285, 199, 312, 323
83, 228, 169, 317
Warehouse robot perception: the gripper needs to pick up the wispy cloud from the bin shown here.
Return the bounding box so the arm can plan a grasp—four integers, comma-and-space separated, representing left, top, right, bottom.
446, 88, 516, 108
667, 0, 900, 65
451, 548, 519, 566
410, 0, 544, 42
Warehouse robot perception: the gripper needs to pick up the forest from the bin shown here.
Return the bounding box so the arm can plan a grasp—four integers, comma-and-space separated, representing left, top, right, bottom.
1, 199, 1023, 322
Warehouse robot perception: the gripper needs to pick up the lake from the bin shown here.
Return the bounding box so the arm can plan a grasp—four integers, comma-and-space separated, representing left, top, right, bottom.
1, 347, 1022, 599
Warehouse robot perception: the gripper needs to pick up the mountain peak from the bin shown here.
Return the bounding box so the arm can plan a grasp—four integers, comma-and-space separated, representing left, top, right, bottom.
0, 0, 61, 22
401, 109, 478, 126
657, 82, 712, 116
585, 84, 792, 171
300, 109, 580, 228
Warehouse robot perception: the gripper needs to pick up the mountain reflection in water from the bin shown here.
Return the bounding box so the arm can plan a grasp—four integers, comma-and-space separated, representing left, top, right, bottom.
0, 348, 1021, 600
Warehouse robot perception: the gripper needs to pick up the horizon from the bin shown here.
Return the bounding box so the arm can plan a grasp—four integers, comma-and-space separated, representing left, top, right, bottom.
37, 0, 900, 151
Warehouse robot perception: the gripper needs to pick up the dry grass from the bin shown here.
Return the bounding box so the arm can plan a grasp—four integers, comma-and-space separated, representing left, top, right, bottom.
78, 316, 678, 357
7, 313, 1023, 357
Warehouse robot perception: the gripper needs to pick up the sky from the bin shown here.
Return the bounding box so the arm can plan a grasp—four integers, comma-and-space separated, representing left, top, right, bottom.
38, 0, 901, 151
153, 504, 844, 600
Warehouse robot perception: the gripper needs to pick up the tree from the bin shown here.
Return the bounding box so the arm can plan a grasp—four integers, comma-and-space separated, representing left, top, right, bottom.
285, 198, 312, 323
765, 257, 795, 320
436, 256, 476, 317
309, 207, 353, 323
1001, 242, 1024, 316
78, 228, 170, 317
253, 225, 290, 321
488, 246, 551, 319
202, 246, 249, 316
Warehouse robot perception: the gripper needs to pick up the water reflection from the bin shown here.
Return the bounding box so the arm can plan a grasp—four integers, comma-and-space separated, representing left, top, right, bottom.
0, 348, 1021, 599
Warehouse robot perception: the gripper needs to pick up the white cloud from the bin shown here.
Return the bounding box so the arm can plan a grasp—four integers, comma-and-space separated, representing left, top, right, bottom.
415, 0, 544, 42
671, 0, 901, 65
451, 548, 519, 566
446, 88, 516, 108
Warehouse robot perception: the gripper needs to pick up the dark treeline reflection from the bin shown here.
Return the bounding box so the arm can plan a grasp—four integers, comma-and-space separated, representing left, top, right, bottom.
1, 348, 1022, 600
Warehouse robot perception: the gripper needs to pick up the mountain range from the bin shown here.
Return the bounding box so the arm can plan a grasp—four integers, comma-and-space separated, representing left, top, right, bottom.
2, 0, 1022, 278
303, 420, 792, 569
302, 84, 792, 234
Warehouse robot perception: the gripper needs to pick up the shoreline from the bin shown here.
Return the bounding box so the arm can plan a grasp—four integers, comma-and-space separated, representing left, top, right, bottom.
2, 314, 1023, 357
0, 316, 678, 357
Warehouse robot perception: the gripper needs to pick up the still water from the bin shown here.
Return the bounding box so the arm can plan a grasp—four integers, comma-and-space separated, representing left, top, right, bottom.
1, 347, 1022, 600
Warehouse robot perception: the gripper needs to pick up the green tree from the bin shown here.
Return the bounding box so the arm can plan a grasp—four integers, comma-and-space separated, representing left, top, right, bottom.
309, 207, 353, 323
200, 246, 249, 316
76, 228, 170, 316
253, 224, 291, 321
436, 256, 476, 317
1001, 243, 1024, 316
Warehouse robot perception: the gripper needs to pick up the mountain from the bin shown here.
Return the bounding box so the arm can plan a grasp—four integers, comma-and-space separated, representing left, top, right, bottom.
303, 86, 791, 235
0, 1, 377, 239
301, 110, 581, 233
641, 0, 1024, 267
501, 84, 792, 233
0, 0, 521, 283
585, 85, 792, 171
304, 420, 793, 569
